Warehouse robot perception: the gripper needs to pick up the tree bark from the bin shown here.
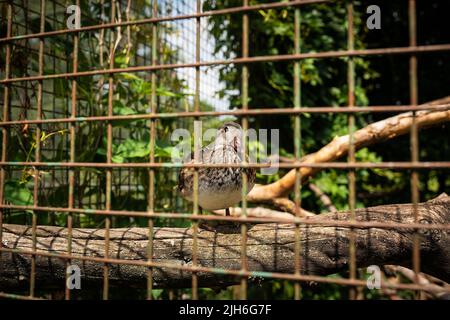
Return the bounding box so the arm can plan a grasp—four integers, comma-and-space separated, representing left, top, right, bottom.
1, 194, 449, 290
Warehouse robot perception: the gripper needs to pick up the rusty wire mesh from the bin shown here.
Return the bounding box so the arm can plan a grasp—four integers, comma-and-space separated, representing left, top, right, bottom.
0, 0, 449, 300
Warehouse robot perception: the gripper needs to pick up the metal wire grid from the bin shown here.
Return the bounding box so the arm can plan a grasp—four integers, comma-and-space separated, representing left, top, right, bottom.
5, 1, 70, 223
0, 0, 449, 300
159, 0, 229, 111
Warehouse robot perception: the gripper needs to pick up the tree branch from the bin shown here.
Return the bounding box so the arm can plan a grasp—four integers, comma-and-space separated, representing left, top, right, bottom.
1, 194, 449, 290
384, 265, 450, 299
247, 96, 450, 202
309, 183, 337, 213
214, 206, 313, 219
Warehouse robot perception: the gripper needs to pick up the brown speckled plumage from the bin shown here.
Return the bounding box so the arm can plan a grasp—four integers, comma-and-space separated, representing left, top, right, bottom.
178, 122, 256, 211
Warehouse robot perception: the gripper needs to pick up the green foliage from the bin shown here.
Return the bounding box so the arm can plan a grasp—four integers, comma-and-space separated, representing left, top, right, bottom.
4, 181, 33, 208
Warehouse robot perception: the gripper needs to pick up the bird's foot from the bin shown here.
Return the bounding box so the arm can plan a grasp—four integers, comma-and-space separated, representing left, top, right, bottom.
198, 220, 219, 232
196, 208, 242, 233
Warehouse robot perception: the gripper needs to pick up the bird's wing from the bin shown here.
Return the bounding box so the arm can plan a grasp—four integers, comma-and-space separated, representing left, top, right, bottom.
177, 140, 236, 196
177, 143, 213, 196
177, 162, 194, 197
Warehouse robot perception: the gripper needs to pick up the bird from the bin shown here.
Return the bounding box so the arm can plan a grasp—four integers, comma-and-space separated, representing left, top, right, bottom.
178, 122, 256, 217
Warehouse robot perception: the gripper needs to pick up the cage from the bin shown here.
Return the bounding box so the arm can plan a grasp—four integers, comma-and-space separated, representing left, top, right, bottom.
0, 0, 449, 300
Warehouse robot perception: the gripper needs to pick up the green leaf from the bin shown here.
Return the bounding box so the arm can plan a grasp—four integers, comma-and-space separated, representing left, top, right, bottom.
115, 53, 129, 66
4, 181, 33, 207
156, 86, 178, 97
112, 154, 125, 163
155, 145, 175, 159
120, 73, 142, 81
152, 289, 163, 299
113, 100, 137, 115
116, 139, 150, 159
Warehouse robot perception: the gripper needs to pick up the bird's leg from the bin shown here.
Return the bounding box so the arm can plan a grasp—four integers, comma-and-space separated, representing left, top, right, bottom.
198, 208, 235, 231
198, 206, 216, 231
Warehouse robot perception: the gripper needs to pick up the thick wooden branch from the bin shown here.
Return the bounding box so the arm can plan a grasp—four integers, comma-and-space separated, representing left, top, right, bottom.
214, 207, 298, 219
1, 194, 449, 289
248, 96, 450, 202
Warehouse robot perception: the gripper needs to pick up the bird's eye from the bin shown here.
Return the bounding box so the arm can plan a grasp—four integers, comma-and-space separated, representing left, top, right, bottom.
223, 127, 228, 132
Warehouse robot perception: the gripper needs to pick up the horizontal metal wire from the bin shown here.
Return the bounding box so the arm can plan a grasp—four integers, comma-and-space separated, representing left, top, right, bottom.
1, 44, 450, 85
0, 0, 329, 44
1, 161, 449, 169
0, 292, 44, 300
1, 104, 449, 126
2, 204, 450, 231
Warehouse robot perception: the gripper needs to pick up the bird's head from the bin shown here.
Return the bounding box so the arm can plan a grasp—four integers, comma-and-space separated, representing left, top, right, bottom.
215, 122, 243, 151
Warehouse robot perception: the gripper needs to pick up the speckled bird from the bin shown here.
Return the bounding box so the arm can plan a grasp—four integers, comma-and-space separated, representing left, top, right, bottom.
178, 122, 256, 215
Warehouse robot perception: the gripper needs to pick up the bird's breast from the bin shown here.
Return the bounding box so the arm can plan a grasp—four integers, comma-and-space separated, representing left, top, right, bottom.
197, 187, 244, 210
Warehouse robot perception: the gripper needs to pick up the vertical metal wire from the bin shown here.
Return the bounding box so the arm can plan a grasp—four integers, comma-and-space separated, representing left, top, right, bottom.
0, 1, 12, 270
104, 0, 117, 300
240, 0, 249, 300
408, 0, 421, 298
346, 2, 357, 300
29, 0, 46, 298
98, 0, 106, 223
147, 0, 158, 300
192, 120, 201, 300
191, 0, 202, 301
65, 0, 80, 300
50, 0, 56, 226
293, 4, 302, 300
